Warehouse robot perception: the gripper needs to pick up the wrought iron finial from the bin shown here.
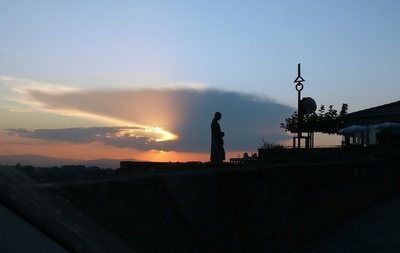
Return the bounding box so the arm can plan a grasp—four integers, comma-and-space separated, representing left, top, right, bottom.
294, 63, 305, 91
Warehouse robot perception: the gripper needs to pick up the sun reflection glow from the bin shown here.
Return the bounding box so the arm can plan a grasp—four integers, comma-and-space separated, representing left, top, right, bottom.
113, 126, 178, 142
145, 127, 179, 141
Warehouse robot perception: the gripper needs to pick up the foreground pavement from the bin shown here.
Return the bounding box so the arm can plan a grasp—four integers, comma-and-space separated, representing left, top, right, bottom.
0, 167, 137, 253
293, 192, 400, 253
1, 165, 399, 253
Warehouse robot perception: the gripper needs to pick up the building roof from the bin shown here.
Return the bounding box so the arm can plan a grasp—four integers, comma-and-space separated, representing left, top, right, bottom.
342, 100, 400, 125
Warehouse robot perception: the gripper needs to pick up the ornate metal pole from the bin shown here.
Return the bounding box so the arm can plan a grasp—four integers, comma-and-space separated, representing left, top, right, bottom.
294, 63, 305, 148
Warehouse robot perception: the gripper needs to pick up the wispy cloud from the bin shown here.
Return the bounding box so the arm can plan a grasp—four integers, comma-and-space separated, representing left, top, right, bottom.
0, 76, 79, 94
2, 77, 294, 152
6, 126, 175, 151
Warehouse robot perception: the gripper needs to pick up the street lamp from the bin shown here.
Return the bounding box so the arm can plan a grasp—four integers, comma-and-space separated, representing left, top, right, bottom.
293, 63, 316, 148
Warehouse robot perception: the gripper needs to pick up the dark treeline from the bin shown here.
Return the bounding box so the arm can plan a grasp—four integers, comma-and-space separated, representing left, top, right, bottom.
13, 164, 113, 183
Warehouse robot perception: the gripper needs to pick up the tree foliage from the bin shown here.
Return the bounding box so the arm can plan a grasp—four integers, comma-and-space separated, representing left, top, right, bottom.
280, 103, 348, 135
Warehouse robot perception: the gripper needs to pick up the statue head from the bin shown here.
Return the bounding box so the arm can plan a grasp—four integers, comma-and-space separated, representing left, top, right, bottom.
214, 112, 222, 120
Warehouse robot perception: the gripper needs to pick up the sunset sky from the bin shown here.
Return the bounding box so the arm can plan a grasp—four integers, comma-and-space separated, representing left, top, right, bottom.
1, 1, 400, 162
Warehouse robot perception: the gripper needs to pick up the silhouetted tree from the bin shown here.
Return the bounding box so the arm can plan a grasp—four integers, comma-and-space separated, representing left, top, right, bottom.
280, 103, 348, 135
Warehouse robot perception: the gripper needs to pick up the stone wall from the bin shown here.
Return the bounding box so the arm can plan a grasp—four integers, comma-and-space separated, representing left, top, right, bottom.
257, 147, 398, 164
58, 158, 400, 253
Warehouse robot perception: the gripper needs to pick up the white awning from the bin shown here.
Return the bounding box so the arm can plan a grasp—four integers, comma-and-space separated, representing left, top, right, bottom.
375, 122, 400, 130
338, 125, 368, 134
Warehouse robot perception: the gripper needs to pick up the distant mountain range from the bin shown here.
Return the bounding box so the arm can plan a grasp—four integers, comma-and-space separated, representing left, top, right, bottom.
0, 154, 138, 169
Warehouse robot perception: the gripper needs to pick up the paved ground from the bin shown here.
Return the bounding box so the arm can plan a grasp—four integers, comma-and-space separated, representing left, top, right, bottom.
2, 166, 400, 253
293, 192, 400, 253
0, 203, 70, 253
0, 167, 137, 253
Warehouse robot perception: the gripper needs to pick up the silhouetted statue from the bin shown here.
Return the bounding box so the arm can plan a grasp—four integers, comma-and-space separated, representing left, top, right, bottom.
210, 112, 225, 162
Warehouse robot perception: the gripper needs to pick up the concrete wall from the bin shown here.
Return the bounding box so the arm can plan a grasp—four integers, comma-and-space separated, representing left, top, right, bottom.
58, 158, 400, 253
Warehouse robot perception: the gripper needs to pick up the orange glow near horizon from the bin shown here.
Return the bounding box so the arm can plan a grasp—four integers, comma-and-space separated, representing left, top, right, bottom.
0, 134, 256, 164
139, 150, 210, 162
0, 133, 207, 163
0, 130, 341, 165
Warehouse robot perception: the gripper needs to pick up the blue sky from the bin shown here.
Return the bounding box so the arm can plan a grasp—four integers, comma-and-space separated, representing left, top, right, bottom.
0, 1, 399, 161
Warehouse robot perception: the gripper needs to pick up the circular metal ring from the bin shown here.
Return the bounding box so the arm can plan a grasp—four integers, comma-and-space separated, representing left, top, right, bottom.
295, 83, 304, 91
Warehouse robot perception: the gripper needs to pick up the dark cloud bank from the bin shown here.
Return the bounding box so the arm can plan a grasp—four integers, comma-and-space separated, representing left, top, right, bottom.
8, 88, 294, 152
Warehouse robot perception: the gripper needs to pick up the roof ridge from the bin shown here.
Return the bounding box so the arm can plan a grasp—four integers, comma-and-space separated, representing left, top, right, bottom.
344, 100, 400, 118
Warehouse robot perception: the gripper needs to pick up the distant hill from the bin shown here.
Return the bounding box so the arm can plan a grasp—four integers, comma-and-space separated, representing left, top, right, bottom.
0, 154, 138, 169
